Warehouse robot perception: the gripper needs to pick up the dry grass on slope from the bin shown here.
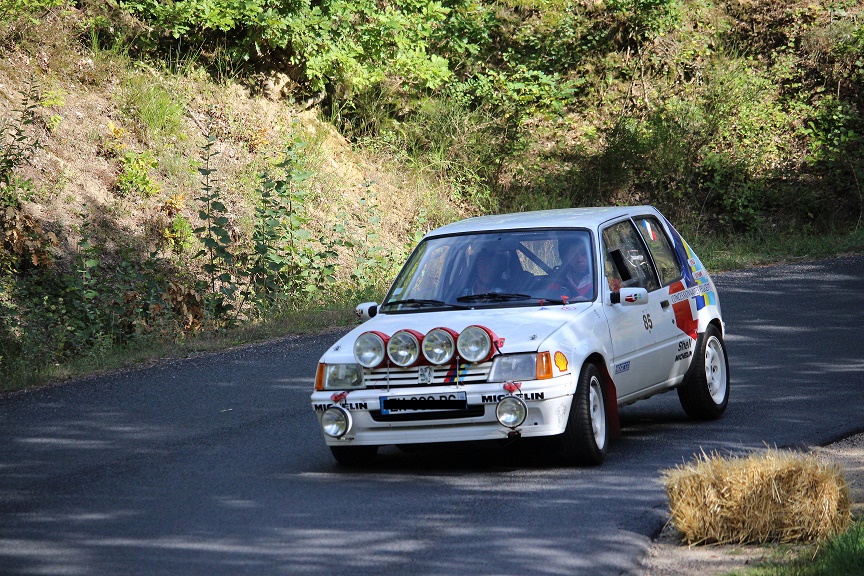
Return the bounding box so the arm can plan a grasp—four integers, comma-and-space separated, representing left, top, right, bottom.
0, 5, 464, 291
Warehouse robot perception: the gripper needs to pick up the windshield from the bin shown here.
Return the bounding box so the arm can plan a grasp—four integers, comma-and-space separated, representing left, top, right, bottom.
381, 229, 596, 312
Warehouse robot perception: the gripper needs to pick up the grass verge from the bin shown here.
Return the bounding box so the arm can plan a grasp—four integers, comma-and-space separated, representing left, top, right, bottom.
727, 519, 864, 576
694, 228, 864, 272
0, 303, 361, 395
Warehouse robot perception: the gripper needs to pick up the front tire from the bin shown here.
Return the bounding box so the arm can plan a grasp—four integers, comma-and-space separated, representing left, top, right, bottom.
561, 363, 608, 466
330, 445, 378, 467
677, 324, 729, 420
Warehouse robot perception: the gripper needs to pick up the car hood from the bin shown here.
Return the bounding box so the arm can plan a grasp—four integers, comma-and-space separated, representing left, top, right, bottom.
320, 304, 594, 364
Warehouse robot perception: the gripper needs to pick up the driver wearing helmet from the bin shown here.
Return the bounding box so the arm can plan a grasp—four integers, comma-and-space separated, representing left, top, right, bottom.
548, 237, 593, 299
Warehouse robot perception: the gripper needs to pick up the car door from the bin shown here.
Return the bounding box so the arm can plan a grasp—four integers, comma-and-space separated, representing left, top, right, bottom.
600, 218, 680, 400
631, 214, 693, 381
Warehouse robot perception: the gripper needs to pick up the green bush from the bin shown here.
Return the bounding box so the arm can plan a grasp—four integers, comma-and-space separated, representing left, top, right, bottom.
0, 224, 181, 382
116, 150, 159, 197
607, 0, 682, 42
119, 0, 452, 95
164, 214, 193, 253
0, 0, 69, 21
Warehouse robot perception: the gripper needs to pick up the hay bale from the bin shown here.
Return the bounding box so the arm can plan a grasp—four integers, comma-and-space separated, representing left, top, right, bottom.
663, 449, 851, 545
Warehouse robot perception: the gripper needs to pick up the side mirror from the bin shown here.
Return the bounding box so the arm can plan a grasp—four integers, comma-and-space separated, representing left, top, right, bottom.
610, 288, 649, 306
355, 302, 379, 320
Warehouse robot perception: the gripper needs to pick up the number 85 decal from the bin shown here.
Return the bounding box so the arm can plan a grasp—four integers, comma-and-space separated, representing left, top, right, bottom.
643, 313, 653, 331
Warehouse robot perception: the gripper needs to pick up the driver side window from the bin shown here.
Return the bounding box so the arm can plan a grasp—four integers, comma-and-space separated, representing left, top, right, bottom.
601, 221, 660, 292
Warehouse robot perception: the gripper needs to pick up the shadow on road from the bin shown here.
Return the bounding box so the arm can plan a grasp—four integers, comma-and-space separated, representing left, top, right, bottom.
1, 257, 863, 575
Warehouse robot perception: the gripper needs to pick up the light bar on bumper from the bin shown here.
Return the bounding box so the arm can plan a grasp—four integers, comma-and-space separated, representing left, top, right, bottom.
348, 325, 503, 372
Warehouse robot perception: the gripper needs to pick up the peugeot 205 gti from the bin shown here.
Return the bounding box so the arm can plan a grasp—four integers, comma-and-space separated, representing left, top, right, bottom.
311, 206, 729, 466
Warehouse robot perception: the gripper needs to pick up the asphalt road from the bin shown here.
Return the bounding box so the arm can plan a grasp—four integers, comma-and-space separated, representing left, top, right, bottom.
1, 256, 863, 576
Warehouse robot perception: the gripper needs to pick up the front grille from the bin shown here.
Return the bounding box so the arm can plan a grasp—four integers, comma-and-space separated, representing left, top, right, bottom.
364, 362, 492, 389
369, 405, 486, 422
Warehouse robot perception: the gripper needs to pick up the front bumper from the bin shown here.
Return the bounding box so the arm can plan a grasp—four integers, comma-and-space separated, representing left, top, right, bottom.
310, 376, 575, 446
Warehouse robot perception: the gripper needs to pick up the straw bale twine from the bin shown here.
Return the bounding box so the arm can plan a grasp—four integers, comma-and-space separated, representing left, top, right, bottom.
663, 449, 851, 545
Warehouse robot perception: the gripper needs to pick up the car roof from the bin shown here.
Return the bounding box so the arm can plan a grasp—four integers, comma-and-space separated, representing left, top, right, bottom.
426, 206, 657, 238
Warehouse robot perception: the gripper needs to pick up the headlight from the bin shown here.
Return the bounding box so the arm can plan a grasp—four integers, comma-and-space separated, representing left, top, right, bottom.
321, 406, 352, 438
496, 396, 527, 428
488, 353, 537, 382
387, 330, 422, 367
323, 364, 364, 390
423, 328, 456, 365
457, 325, 493, 363
354, 331, 387, 368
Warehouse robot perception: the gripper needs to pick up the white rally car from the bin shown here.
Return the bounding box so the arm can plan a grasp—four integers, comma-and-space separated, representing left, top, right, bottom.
311, 206, 728, 466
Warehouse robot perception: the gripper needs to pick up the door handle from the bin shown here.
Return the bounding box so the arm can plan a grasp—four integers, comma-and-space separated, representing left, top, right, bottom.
660, 300, 670, 310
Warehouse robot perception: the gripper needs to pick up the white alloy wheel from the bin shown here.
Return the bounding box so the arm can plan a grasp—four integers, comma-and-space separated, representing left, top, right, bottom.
704, 335, 727, 404
589, 375, 607, 450
561, 363, 609, 465
678, 324, 730, 420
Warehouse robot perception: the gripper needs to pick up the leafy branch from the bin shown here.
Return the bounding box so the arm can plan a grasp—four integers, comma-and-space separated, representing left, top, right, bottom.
193, 134, 237, 323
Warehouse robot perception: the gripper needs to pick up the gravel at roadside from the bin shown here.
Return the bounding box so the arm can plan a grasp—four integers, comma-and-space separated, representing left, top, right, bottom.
640, 432, 864, 576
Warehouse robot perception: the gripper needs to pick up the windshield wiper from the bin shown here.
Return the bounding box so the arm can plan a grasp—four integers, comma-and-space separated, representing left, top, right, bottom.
381, 298, 449, 309
531, 297, 587, 305
457, 292, 532, 303
539, 298, 566, 305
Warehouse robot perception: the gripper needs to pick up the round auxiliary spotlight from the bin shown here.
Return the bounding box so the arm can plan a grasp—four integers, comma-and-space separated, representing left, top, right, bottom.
353, 331, 388, 368
422, 328, 457, 365
321, 406, 352, 438
457, 325, 494, 363
387, 329, 423, 367
496, 396, 527, 428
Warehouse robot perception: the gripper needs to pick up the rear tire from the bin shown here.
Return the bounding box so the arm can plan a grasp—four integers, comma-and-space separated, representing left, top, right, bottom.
330, 445, 378, 467
560, 363, 608, 466
677, 324, 729, 420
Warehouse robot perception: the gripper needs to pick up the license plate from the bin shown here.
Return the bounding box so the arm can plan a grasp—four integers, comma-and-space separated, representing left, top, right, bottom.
379, 391, 468, 414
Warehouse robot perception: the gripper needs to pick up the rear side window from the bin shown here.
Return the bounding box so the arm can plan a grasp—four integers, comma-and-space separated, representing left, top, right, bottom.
633, 216, 682, 287
602, 220, 660, 292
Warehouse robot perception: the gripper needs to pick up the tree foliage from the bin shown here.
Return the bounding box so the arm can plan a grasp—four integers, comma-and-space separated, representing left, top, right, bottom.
119, 0, 452, 94
113, 0, 864, 233
1, 0, 863, 386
